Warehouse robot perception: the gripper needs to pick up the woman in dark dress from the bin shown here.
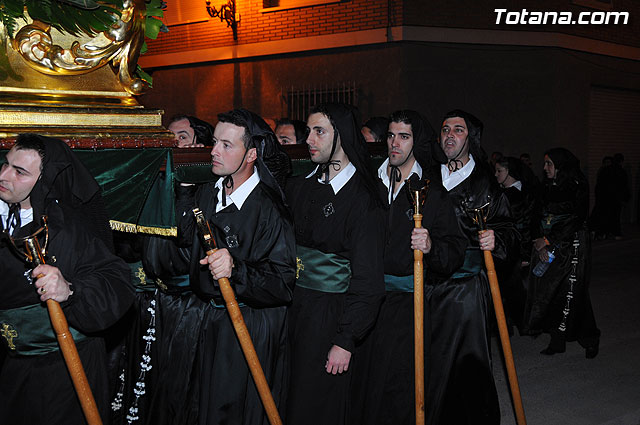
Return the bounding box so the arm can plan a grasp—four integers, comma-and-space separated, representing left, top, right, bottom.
523, 148, 600, 358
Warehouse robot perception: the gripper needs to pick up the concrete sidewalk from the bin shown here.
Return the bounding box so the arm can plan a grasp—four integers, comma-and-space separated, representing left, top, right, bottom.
494, 225, 640, 425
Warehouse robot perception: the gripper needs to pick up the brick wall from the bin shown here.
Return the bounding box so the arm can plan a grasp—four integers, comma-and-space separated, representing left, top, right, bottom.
147, 0, 639, 56
147, 0, 399, 56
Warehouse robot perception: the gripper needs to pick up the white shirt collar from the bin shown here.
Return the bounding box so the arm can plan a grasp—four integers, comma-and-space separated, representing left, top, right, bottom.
506, 180, 522, 191
215, 167, 260, 213
0, 200, 34, 234
441, 154, 476, 191
306, 162, 357, 195
377, 158, 423, 202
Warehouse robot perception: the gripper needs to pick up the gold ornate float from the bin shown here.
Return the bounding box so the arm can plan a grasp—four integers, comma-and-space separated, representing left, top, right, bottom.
0, 0, 172, 143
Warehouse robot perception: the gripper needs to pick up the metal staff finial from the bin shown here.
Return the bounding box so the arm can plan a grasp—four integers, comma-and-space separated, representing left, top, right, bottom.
8, 216, 49, 267
406, 178, 430, 216
462, 197, 491, 231
193, 208, 217, 252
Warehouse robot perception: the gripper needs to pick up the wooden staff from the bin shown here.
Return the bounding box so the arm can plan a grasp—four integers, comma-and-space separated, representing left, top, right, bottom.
481, 245, 527, 425
413, 212, 425, 425
407, 179, 429, 425
193, 208, 283, 425
18, 230, 103, 425
469, 204, 526, 425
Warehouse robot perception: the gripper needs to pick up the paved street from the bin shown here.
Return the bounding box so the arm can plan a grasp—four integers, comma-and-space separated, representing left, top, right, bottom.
494, 225, 640, 425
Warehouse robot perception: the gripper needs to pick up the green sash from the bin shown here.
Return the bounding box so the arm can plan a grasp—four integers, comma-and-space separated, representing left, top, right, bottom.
295, 245, 351, 293
541, 214, 572, 232
0, 303, 87, 356
384, 274, 414, 292
128, 262, 190, 294
129, 261, 157, 292
451, 249, 484, 279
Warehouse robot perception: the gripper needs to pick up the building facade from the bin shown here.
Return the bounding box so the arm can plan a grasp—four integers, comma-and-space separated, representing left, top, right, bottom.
139, 0, 640, 221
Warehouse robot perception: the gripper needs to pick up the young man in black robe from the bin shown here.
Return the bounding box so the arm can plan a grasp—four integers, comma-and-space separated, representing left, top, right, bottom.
0, 134, 134, 425
353, 110, 466, 425
426, 110, 519, 425
285, 103, 386, 425
177, 109, 296, 425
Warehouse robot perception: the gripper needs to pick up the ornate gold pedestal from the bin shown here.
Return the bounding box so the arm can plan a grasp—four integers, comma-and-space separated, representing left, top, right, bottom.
0, 1, 174, 148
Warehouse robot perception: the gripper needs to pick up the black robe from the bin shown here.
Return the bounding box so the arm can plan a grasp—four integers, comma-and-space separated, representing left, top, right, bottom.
285, 172, 385, 425
177, 179, 296, 425
425, 164, 518, 425
0, 202, 134, 425
524, 175, 600, 350
110, 230, 205, 425
353, 173, 466, 425
496, 185, 532, 332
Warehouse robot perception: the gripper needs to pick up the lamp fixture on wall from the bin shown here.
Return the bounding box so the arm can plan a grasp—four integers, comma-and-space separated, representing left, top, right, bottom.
205, 0, 239, 40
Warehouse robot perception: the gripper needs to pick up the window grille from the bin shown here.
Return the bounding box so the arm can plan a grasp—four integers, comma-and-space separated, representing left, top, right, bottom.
281, 82, 358, 121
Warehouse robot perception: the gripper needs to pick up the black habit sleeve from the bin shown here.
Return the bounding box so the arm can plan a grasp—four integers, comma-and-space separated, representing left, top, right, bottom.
333, 197, 386, 352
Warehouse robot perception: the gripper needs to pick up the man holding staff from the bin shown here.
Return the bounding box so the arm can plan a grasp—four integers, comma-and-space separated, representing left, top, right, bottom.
176, 109, 295, 425
0, 134, 134, 424
426, 110, 519, 425
353, 110, 466, 425
285, 103, 386, 425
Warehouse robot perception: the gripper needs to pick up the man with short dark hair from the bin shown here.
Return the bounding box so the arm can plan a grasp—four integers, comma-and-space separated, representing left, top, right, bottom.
426, 110, 518, 425
168, 114, 215, 147
353, 110, 466, 425
285, 103, 386, 425
177, 109, 295, 425
0, 134, 134, 424
275, 118, 308, 145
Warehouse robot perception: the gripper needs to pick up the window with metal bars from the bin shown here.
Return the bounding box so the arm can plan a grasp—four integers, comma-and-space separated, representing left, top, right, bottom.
280, 82, 358, 121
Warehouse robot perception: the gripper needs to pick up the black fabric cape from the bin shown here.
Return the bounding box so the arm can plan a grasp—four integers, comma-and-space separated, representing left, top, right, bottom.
285, 171, 386, 425
176, 178, 296, 425
0, 201, 134, 425
523, 172, 600, 349
495, 185, 531, 332
352, 171, 467, 425
109, 231, 203, 425
425, 163, 519, 425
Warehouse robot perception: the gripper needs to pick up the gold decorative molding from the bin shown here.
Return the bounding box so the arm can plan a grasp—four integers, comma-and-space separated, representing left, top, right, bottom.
0, 1, 171, 140
0, 109, 161, 128
10, 0, 146, 96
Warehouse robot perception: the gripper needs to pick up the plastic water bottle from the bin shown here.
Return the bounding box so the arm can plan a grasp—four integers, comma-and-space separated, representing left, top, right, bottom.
532, 247, 556, 277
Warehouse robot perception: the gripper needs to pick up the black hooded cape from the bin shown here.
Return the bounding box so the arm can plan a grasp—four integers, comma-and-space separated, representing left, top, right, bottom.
425, 111, 518, 425
353, 110, 467, 425
175, 110, 296, 425
285, 103, 386, 425
523, 147, 599, 351
0, 134, 133, 425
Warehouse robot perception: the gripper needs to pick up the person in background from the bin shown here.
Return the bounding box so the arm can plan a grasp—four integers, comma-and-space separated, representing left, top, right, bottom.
489, 151, 503, 168
494, 156, 537, 334
611, 153, 630, 239
520, 153, 533, 169
361, 116, 390, 143
275, 118, 308, 145
524, 148, 600, 359
168, 115, 214, 147
588, 156, 615, 241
